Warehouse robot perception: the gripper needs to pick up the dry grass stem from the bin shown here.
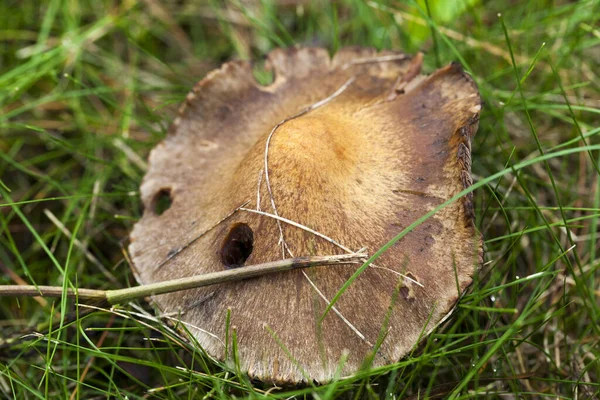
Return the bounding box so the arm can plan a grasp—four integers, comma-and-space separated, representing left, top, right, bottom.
341, 54, 409, 69
301, 270, 373, 346
261, 76, 357, 257
255, 168, 263, 211
162, 314, 224, 347
240, 207, 423, 287
113, 138, 148, 171
43, 208, 119, 285
0, 254, 367, 304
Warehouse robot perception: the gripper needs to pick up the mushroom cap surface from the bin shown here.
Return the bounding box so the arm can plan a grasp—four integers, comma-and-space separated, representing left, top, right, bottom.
129, 47, 483, 384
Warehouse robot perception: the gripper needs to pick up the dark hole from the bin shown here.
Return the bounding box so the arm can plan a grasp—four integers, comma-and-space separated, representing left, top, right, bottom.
152, 188, 172, 216
220, 223, 254, 268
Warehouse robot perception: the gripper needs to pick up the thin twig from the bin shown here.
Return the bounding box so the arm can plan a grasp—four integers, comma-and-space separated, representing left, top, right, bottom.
240, 207, 424, 287
255, 168, 263, 211
341, 54, 409, 69
0, 253, 367, 305
261, 76, 356, 257
0, 286, 107, 301
162, 315, 224, 347
80, 302, 192, 351
241, 207, 351, 251
283, 246, 371, 346
44, 208, 119, 285
301, 270, 373, 347
0, 263, 49, 308
113, 138, 148, 171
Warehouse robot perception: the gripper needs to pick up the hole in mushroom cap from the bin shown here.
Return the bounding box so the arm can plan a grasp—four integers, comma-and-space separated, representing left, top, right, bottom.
252, 60, 274, 86
220, 223, 254, 268
152, 188, 172, 216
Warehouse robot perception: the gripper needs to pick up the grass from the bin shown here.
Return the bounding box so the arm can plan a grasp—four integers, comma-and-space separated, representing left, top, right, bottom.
1, 0, 599, 398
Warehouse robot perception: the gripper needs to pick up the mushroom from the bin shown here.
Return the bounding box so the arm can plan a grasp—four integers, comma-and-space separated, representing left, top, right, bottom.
129, 47, 483, 384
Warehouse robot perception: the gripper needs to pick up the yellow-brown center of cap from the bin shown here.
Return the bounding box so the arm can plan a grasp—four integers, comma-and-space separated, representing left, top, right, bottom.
268, 109, 365, 189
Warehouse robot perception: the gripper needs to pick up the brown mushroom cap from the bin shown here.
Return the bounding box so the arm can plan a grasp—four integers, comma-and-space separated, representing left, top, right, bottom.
129, 47, 483, 384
